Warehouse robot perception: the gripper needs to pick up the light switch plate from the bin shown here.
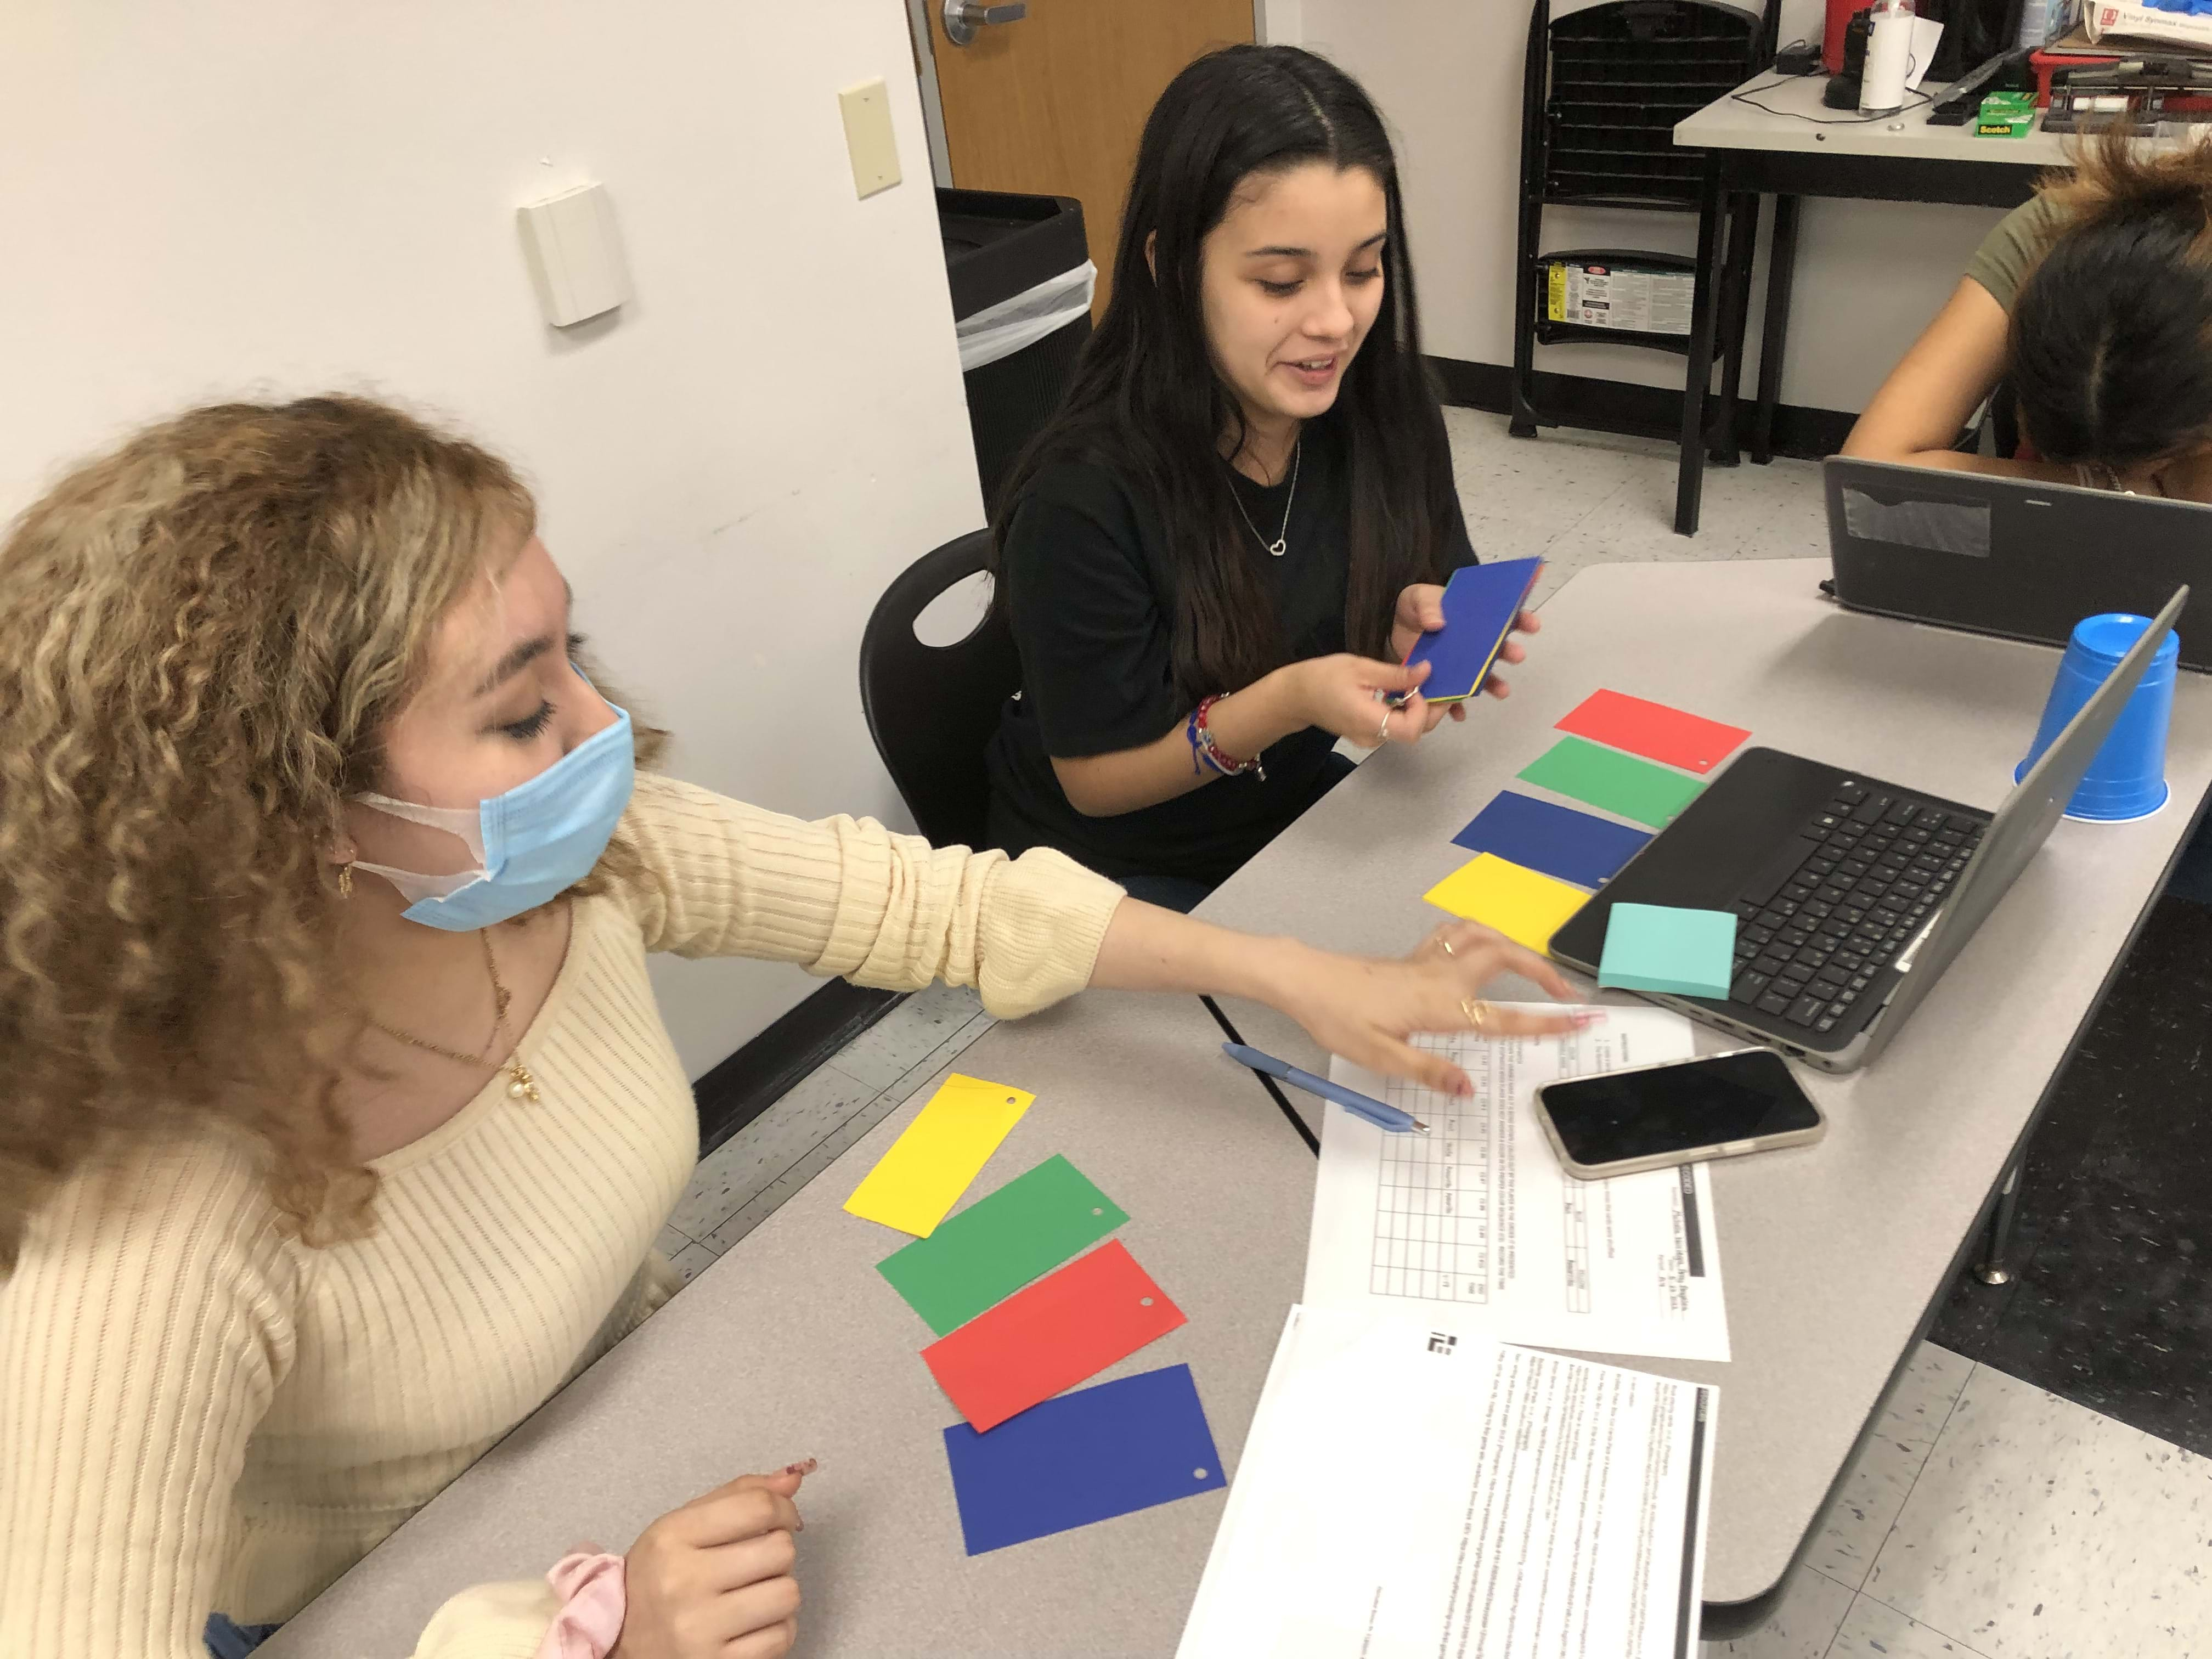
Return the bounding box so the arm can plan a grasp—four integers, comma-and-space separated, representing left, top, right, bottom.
838, 78, 901, 200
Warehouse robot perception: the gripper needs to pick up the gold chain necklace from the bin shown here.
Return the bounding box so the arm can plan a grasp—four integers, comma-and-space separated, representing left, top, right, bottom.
370, 929, 543, 1103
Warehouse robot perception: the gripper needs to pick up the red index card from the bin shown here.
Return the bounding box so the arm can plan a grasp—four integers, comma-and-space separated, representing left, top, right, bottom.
1556, 689, 1750, 775
921, 1240, 1185, 1432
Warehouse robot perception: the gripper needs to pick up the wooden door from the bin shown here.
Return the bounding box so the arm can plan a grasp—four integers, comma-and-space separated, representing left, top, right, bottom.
923, 0, 1256, 308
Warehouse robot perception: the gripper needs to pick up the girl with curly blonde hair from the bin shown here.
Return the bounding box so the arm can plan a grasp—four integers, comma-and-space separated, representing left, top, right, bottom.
0, 394, 1581, 1659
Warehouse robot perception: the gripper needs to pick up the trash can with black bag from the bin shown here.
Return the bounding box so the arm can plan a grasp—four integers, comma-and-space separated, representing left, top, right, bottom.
939, 188, 1093, 518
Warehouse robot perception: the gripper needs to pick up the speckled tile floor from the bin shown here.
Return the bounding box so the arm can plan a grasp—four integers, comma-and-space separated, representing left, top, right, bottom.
663, 415, 2212, 1658
1928, 894, 2212, 1459
1702, 1344, 2212, 1657
1442, 408, 1832, 604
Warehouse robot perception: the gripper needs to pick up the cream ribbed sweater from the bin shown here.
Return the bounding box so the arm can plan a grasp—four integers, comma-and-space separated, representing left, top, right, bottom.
0, 774, 1123, 1659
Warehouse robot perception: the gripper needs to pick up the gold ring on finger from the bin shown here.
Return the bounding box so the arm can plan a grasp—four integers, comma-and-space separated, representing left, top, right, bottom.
1461, 997, 1491, 1032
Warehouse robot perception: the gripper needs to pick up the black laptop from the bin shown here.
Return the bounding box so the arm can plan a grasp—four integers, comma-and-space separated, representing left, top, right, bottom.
1825, 458, 2212, 672
1550, 587, 2187, 1073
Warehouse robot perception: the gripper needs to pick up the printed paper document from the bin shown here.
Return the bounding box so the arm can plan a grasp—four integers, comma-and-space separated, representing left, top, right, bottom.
1178, 1305, 1716, 1659
1303, 1008, 1730, 1362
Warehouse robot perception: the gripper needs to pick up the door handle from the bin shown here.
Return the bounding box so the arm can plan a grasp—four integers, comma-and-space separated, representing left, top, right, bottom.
944, 0, 1027, 46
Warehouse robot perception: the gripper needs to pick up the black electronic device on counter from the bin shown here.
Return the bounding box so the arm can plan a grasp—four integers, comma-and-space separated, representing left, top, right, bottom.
1927, 48, 2032, 123
1824, 8, 1872, 108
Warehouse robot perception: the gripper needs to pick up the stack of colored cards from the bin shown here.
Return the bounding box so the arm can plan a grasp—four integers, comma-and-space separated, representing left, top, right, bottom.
847, 1101, 1223, 1555
1424, 689, 1750, 953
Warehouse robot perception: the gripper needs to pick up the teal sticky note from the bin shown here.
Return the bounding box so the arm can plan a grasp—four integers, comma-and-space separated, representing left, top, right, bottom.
1598, 903, 1737, 998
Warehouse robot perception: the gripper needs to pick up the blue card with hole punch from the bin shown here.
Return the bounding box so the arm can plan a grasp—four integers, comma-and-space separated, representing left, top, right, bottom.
941, 1363, 1226, 1554
1396, 557, 1544, 705
1451, 791, 1653, 889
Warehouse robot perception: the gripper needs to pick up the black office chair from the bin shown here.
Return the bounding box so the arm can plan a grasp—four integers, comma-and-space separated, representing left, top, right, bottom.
1960, 376, 2021, 462
858, 529, 1021, 851
1990, 376, 2021, 463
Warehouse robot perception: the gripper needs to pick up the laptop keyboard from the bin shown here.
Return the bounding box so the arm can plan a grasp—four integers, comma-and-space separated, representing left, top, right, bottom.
1726, 781, 1985, 1036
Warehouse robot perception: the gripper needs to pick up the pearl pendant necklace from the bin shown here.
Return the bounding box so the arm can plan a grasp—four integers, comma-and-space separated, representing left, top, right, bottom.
370, 929, 543, 1105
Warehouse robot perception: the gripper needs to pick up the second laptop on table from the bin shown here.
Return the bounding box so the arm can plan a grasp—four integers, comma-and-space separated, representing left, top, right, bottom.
1824, 457, 2212, 670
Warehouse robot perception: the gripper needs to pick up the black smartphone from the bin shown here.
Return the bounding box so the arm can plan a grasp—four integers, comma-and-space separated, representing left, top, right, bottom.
1534, 1047, 1826, 1180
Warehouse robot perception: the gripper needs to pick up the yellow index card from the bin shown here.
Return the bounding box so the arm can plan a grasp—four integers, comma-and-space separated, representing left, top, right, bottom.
1421, 853, 1588, 953
842, 1073, 1034, 1237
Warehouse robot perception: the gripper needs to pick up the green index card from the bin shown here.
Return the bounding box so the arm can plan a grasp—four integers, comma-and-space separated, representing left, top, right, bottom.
875, 1154, 1127, 1335
1518, 736, 1705, 830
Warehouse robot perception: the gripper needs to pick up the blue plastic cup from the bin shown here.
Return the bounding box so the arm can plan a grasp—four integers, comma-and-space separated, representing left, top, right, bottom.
2013, 612, 2177, 822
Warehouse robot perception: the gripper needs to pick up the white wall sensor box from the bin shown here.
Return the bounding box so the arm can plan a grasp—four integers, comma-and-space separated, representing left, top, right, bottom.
517, 182, 632, 328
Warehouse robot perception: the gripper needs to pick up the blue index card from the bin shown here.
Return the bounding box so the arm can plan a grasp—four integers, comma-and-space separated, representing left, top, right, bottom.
941, 1363, 1226, 1555
1451, 791, 1652, 890
1400, 557, 1544, 704
1598, 903, 1737, 999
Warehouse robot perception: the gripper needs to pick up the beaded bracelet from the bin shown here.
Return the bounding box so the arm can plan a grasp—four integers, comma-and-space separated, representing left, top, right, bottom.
1186, 694, 1266, 782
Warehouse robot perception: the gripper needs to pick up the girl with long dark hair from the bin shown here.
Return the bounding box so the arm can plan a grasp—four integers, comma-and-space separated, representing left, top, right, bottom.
985, 44, 1532, 912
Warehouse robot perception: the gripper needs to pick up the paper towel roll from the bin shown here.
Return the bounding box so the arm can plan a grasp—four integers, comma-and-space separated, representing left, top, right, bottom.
1859, 1, 1914, 114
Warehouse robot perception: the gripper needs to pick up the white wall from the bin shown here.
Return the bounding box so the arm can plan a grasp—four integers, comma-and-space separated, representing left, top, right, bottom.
1287, 0, 2003, 414
0, 1, 983, 1078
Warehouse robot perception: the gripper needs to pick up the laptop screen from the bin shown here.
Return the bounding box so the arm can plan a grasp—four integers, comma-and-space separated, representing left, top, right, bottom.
1824, 458, 2212, 673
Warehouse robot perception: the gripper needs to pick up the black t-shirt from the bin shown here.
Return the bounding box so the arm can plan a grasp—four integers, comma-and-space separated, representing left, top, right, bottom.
984, 414, 1477, 886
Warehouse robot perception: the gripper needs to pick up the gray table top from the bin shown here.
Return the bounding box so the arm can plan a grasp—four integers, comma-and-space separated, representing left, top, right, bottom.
267, 559, 2212, 1654
267, 987, 1325, 1659
1676, 69, 2078, 165
1199, 558, 2212, 1602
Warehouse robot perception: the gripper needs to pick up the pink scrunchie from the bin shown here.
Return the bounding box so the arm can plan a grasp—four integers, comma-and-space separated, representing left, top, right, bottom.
533, 1547, 627, 1659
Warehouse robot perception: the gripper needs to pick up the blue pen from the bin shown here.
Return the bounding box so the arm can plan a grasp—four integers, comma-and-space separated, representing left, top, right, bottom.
1221, 1043, 1430, 1135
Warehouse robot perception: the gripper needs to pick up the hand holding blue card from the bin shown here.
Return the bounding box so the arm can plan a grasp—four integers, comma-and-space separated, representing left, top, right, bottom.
1400, 557, 1544, 704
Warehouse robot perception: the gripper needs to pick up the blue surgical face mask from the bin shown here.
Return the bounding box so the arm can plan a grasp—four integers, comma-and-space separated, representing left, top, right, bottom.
352, 701, 636, 930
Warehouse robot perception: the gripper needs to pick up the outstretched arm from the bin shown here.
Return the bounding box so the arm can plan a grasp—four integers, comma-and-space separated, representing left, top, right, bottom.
1841, 278, 2074, 483
613, 775, 1581, 1091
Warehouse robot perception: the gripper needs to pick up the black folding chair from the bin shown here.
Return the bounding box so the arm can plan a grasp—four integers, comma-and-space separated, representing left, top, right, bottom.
857, 529, 1020, 851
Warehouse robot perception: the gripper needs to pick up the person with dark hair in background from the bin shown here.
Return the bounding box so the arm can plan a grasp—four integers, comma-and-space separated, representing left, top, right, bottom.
1843, 134, 2212, 902
1845, 134, 2212, 496
984, 43, 1536, 913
